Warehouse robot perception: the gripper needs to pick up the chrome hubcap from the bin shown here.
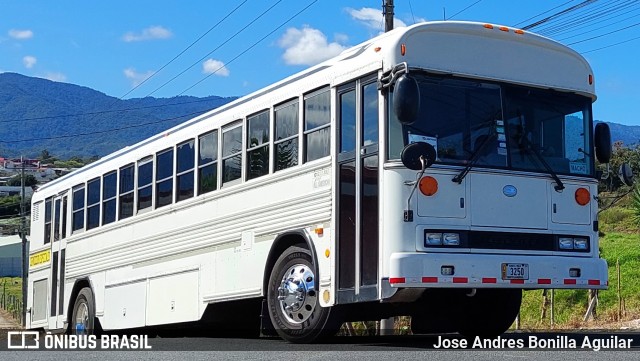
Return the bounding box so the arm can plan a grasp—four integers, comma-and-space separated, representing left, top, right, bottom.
277, 264, 316, 324
75, 302, 89, 335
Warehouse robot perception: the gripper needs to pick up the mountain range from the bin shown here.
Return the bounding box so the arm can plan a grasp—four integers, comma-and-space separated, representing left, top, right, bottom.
0, 72, 638, 159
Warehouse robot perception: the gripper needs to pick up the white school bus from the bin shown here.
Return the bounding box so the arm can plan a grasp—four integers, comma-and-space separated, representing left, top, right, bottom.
26, 21, 616, 343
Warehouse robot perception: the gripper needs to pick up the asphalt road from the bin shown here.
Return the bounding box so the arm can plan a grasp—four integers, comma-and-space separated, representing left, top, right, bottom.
0, 331, 639, 360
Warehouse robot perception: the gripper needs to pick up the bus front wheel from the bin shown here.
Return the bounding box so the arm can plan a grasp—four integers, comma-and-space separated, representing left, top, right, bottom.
266, 246, 340, 343
70, 287, 96, 335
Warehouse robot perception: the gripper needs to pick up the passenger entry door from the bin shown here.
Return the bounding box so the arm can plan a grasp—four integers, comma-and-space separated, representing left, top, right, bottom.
336, 75, 380, 302
48, 192, 68, 330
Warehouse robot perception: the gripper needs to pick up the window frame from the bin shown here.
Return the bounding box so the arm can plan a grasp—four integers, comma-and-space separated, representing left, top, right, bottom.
303, 87, 331, 163
198, 129, 219, 195
71, 184, 85, 234
176, 139, 196, 202
155, 148, 174, 209
274, 98, 300, 172
86, 177, 101, 230
102, 170, 117, 226
119, 163, 135, 220
221, 121, 244, 187
246, 109, 271, 180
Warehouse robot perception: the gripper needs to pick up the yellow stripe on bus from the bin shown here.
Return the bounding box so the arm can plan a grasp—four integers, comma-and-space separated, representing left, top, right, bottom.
30, 250, 51, 267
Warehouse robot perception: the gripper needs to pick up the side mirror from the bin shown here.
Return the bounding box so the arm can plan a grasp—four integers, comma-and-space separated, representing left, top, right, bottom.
393, 74, 420, 125
401, 142, 436, 170
594, 122, 612, 163
619, 163, 634, 187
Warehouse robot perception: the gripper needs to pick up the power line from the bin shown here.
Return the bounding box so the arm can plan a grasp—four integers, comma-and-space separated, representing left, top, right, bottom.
580, 34, 640, 53
557, 10, 640, 41
144, 0, 283, 98
0, 111, 205, 144
119, 0, 249, 100
522, 0, 597, 30
537, 0, 638, 36
566, 20, 640, 45
446, 0, 483, 20
512, 0, 577, 27
177, 0, 318, 96
0, 97, 231, 124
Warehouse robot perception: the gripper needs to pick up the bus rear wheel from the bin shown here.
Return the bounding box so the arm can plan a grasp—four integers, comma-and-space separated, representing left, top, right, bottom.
70, 287, 96, 335
267, 246, 340, 343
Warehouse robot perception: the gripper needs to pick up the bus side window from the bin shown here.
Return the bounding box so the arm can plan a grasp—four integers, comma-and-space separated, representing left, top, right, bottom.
274, 100, 299, 172
222, 123, 243, 186
137, 157, 153, 213
304, 88, 331, 162
247, 110, 270, 180
156, 148, 174, 208
72, 185, 85, 233
176, 139, 195, 202
198, 130, 218, 194
44, 198, 52, 244
86, 177, 101, 230
102, 171, 117, 225
119, 164, 135, 220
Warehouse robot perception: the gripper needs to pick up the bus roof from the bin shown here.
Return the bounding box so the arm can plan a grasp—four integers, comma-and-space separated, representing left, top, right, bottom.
34, 21, 595, 199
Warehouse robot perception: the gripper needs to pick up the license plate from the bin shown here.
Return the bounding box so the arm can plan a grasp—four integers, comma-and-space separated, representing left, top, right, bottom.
502, 263, 529, 280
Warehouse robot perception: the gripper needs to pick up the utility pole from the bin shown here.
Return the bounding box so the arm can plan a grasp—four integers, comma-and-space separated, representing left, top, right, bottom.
20, 156, 27, 327
381, 0, 395, 336
384, 0, 394, 32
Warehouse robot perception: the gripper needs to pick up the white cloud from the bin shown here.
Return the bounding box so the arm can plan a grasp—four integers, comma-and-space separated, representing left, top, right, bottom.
44, 72, 67, 82
23, 55, 37, 69
123, 67, 154, 87
8, 29, 33, 40
122, 26, 172, 42
202, 59, 230, 76
346, 7, 407, 30
277, 26, 347, 66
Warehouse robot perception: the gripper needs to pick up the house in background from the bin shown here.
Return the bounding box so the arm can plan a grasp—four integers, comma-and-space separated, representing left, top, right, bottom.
0, 235, 22, 277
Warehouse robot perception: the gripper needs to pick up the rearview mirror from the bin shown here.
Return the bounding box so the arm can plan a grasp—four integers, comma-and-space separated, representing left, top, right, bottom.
619, 163, 634, 187
400, 142, 436, 170
594, 122, 612, 163
393, 74, 420, 125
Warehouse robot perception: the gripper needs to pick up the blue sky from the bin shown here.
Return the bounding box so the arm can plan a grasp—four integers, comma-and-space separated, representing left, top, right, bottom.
1, 0, 640, 126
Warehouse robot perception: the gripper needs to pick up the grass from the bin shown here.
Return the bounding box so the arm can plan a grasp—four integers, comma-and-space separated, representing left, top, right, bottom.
0, 277, 23, 313
517, 230, 640, 329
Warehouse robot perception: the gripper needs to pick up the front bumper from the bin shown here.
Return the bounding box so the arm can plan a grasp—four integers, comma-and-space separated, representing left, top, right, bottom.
388, 252, 608, 289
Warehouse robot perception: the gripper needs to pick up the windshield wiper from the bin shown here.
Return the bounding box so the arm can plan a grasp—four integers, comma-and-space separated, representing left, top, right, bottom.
452, 132, 496, 184
520, 138, 565, 191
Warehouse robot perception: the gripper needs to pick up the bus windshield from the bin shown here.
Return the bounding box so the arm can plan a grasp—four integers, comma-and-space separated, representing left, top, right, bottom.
388, 73, 594, 177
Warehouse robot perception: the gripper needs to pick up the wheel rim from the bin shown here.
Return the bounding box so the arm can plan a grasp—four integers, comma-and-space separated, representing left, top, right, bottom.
277, 263, 317, 324
75, 301, 89, 335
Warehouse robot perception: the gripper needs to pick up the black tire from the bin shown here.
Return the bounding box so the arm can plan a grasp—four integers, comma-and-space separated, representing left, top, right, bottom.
457, 289, 522, 339
267, 246, 340, 343
69, 287, 97, 335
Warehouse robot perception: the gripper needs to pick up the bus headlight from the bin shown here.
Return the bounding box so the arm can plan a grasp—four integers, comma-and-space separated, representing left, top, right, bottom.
443, 233, 460, 246
558, 237, 574, 250
573, 238, 589, 250
425, 233, 442, 246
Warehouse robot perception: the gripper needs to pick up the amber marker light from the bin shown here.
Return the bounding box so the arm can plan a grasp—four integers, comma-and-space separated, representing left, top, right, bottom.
515, 29, 525, 35
419, 176, 438, 196
374, 46, 381, 52
325, 249, 330, 258
589, 74, 593, 85
575, 188, 590, 206
401, 43, 406, 56
499, 26, 509, 32
483, 24, 494, 29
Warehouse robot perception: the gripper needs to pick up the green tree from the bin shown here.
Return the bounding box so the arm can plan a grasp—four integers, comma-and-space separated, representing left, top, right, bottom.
7, 174, 38, 187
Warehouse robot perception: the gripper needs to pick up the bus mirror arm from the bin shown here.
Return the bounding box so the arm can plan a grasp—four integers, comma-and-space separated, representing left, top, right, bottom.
404, 156, 428, 222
